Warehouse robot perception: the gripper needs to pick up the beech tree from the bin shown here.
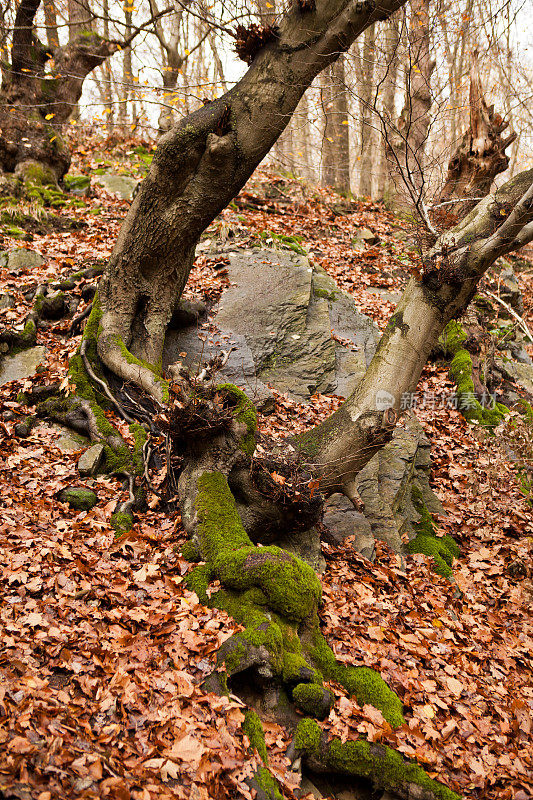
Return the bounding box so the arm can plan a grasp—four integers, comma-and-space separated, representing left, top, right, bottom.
0, 0, 169, 178
8, 1, 533, 798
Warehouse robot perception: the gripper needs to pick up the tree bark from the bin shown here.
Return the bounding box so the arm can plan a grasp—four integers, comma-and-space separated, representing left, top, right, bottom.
321, 57, 350, 193
359, 22, 376, 198
436, 53, 517, 221
376, 15, 400, 198
94, 0, 408, 401
0, 0, 158, 176
297, 168, 533, 493
386, 0, 435, 216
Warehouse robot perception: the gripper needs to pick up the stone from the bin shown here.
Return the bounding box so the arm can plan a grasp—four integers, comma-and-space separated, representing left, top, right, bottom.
322, 494, 374, 558
499, 264, 524, 315
51, 424, 89, 452
92, 173, 139, 201
163, 249, 379, 404
354, 412, 445, 553
0, 248, 44, 274
353, 226, 379, 246
58, 487, 97, 511
0, 293, 15, 309
63, 174, 91, 196
496, 358, 533, 397
0, 346, 46, 386
77, 442, 105, 475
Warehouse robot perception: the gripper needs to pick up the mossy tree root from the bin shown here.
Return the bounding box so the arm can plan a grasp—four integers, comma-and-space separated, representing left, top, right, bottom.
183, 469, 461, 797
294, 719, 461, 800
441, 320, 508, 429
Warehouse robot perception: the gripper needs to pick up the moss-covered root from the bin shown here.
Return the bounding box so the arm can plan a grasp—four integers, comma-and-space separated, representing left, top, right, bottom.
217, 382, 258, 455
243, 712, 284, 800
188, 471, 404, 730
449, 348, 507, 428
308, 626, 404, 728
407, 485, 460, 580
294, 719, 461, 800
66, 297, 148, 475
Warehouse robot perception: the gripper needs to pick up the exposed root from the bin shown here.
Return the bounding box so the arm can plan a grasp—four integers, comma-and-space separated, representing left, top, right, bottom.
294, 719, 460, 800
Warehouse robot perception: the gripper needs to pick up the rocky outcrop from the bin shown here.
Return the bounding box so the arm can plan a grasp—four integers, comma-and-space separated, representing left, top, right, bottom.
163, 248, 380, 406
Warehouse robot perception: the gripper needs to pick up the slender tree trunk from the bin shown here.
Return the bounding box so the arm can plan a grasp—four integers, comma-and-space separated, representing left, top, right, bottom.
320, 57, 350, 192
43, 0, 59, 49
0, 0, 130, 176
359, 23, 376, 198
387, 0, 435, 215
377, 15, 400, 198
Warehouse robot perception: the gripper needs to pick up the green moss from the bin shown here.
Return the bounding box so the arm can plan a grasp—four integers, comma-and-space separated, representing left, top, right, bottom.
19, 162, 57, 187
181, 539, 201, 562
195, 471, 252, 563
439, 320, 467, 357
58, 487, 97, 511
214, 545, 321, 622
406, 534, 456, 579
184, 563, 213, 605
407, 486, 460, 579
64, 174, 90, 193
449, 348, 507, 428
109, 334, 169, 402
292, 683, 333, 718
253, 767, 284, 800
309, 626, 404, 728
294, 718, 321, 755
325, 738, 460, 800
129, 422, 147, 472
111, 511, 133, 537
243, 710, 268, 765
282, 652, 321, 686
217, 383, 258, 455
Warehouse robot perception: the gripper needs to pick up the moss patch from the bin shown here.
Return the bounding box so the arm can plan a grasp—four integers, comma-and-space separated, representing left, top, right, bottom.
309, 624, 404, 728
406, 486, 460, 579
110, 511, 133, 538
449, 348, 507, 428
217, 383, 258, 455
58, 487, 97, 511
243, 710, 268, 765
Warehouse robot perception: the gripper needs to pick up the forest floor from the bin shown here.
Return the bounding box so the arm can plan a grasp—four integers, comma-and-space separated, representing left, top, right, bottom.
0, 137, 532, 800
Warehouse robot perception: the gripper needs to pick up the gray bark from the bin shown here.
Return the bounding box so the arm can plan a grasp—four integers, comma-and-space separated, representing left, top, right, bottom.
96, 0, 408, 400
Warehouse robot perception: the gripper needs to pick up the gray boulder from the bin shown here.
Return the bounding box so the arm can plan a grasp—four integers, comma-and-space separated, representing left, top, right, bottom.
92, 173, 139, 201
163, 249, 379, 404
0, 346, 46, 386
0, 248, 44, 274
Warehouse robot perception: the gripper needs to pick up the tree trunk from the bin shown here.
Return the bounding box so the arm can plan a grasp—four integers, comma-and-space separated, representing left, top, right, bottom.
94, 0, 407, 401
436, 53, 517, 221
386, 0, 435, 216
377, 15, 400, 199
43, 0, 59, 49
359, 23, 376, 198
321, 57, 350, 193
0, 0, 125, 177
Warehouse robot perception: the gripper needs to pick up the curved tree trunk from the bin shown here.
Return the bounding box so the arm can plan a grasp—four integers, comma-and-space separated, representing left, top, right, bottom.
0, 0, 154, 178
95, 0, 407, 401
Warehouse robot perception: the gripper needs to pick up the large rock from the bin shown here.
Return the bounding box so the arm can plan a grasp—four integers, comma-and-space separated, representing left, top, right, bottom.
354, 413, 444, 553
0, 248, 44, 274
164, 248, 443, 557
163, 249, 379, 404
0, 346, 46, 386
92, 173, 139, 201
322, 414, 444, 556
